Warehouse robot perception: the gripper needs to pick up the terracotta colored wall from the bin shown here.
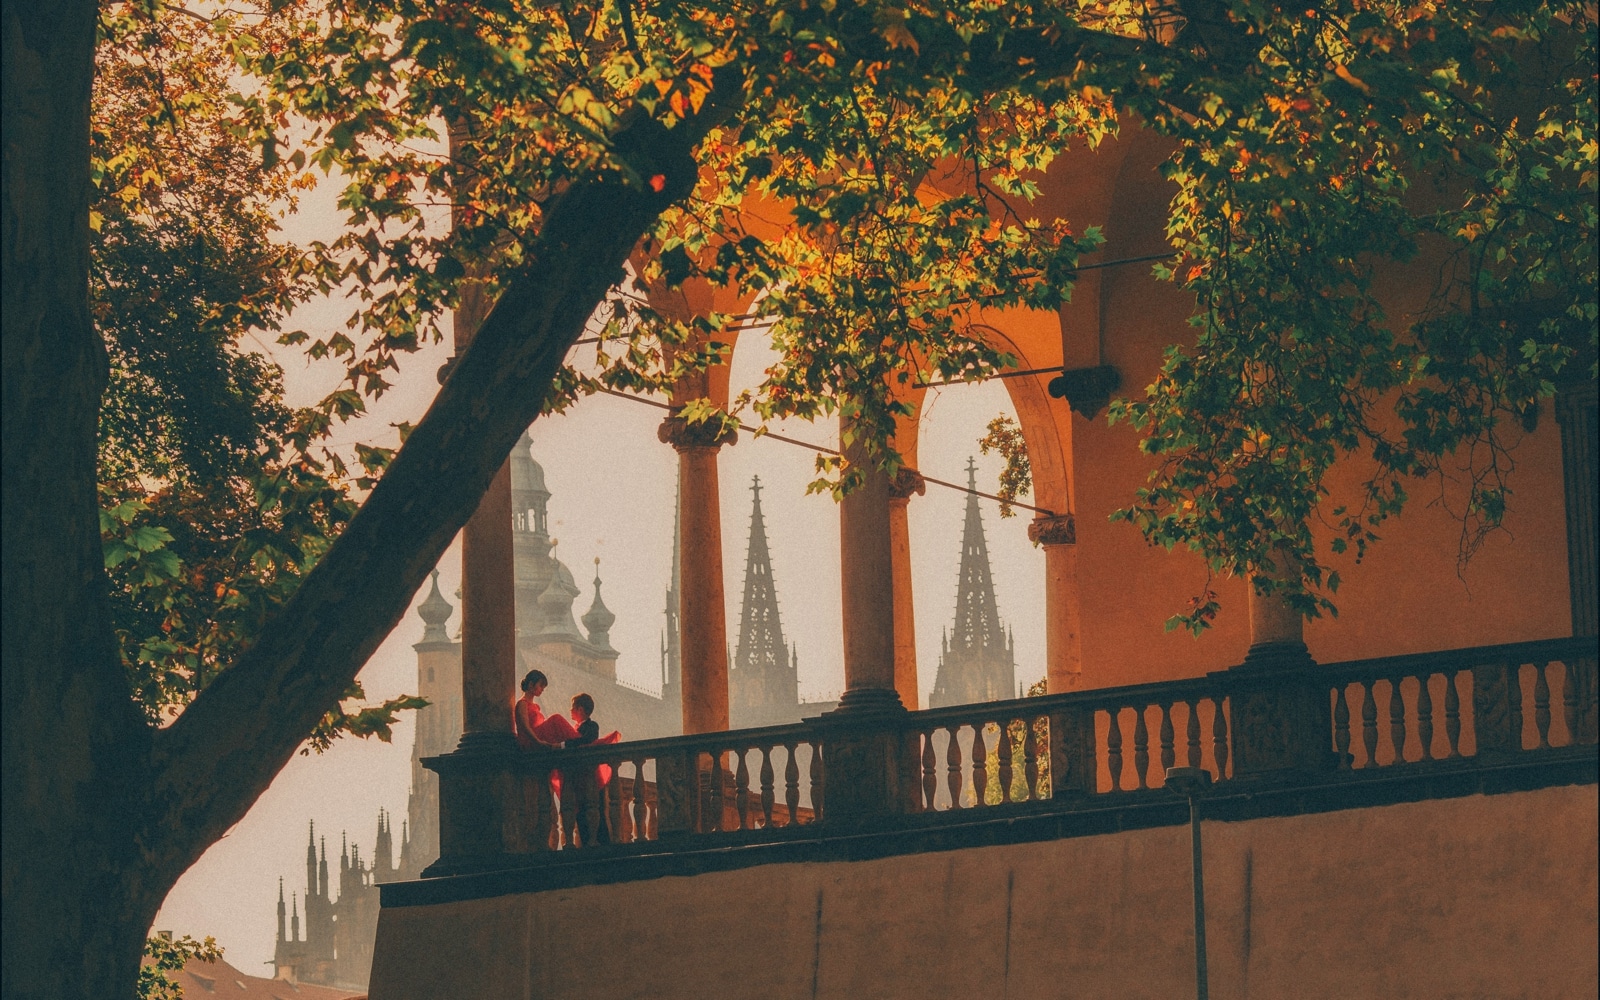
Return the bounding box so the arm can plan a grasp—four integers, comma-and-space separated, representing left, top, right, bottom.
968, 128, 1574, 689
369, 783, 1597, 1000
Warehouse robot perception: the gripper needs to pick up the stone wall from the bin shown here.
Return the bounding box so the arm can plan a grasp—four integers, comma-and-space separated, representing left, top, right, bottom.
369, 782, 1597, 999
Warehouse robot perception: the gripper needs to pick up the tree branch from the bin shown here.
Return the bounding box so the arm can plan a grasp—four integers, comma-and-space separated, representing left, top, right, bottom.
141, 69, 745, 882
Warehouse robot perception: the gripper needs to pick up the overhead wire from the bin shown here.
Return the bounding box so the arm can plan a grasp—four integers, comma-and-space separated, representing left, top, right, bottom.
595, 387, 1060, 518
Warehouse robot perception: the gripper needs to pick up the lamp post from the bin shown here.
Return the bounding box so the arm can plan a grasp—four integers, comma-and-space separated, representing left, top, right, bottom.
1166, 765, 1212, 1000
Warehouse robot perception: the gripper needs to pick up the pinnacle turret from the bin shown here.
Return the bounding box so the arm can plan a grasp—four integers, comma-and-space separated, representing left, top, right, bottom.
583, 559, 618, 652
416, 570, 453, 644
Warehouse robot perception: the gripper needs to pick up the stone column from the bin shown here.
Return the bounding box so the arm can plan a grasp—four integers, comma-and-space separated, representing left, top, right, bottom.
887, 470, 926, 710
836, 450, 904, 713
658, 415, 737, 734
448, 246, 518, 753
1243, 555, 1309, 668
1029, 513, 1083, 693
457, 465, 516, 749
821, 429, 919, 824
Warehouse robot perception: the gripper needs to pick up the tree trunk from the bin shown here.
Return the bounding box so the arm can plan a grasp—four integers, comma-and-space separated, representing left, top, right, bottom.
3, 2, 165, 997
3, 0, 743, 990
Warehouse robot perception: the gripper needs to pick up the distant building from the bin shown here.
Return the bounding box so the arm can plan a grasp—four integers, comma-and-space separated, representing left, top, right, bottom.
271, 816, 393, 990
929, 459, 1016, 707
270, 444, 840, 988
729, 476, 836, 726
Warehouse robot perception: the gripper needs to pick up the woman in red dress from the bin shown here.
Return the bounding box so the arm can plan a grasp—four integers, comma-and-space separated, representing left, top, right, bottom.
513, 670, 580, 748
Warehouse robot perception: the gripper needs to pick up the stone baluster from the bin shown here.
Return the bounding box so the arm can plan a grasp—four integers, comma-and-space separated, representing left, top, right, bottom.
1534, 662, 1552, 748
783, 742, 800, 825
921, 732, 939, 810
1132, 708, 1150, 790
808, 741, 824, 819
1185, 700, 1202, 769
1333, 686, 1352, 768
1360, 682, 1379, 767
970, 724, 988, 806
632, 760, 649, 842
707, 750, 726, 833
1417, 675, 1435, 761
759, 747, 776, 829
947, 725, 965, 808
1211, 699, 1230, 778
1159, 703, 1176, 777
997, 718, 1015, 804
734, 748, 751, 830
1389, 677, 1409, 764
1023, 718, 1041, 800
1444, 674, 1462, 758
1106, 709, 1124, 792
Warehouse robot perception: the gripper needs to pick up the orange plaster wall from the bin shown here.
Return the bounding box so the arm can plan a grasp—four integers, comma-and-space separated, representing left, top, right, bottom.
996, 127, 1577, 689
369, 783, 1598, 1000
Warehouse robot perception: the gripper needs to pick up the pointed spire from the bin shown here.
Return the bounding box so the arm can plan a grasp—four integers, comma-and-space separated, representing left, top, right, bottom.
930, 457, 1014, 708
318, 836, 329, 900
582, 558, 618, 652
731, 475, 798, 721
417, 570, 453, 644
305, 822, 317, 900
291, 893, 300, 943
277, 878, 287, 945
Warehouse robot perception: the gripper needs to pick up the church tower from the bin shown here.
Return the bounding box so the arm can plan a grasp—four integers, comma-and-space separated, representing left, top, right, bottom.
730, 476, 801, 727
930, 459, 1016, 707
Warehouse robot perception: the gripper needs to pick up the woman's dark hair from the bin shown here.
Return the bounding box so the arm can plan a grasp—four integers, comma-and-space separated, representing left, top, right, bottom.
571, 692, 595, 716
520, 669, 549, 693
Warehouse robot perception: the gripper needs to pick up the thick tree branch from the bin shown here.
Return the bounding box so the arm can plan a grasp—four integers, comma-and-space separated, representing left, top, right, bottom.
142, 70, 745, 882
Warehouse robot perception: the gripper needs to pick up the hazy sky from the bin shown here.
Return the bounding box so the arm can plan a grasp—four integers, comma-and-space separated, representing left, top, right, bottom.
152, 180, 1048, 972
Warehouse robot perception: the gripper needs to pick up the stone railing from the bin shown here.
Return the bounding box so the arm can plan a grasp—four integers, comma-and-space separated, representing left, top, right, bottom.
422, 635, 1596, 875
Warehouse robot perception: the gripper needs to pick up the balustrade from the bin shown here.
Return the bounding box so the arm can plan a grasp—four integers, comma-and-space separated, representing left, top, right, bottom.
424, 636, 1596, 872
1326, 639, 1596, 769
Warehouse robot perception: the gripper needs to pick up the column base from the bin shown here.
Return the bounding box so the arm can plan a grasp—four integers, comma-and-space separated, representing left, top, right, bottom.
1238, 640, 1314, 673
453, 731, 520, 754
830, 687, 908, 716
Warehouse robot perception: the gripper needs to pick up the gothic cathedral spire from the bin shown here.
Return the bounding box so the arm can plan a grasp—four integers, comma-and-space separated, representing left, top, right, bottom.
930, 458, 1015, 707
730, 476, 799, 726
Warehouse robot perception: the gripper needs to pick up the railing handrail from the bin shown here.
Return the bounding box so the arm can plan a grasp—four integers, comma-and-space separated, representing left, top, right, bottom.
427, 635, 1592, 773
427, 720, 820, 773
1313, 634, 1597, 682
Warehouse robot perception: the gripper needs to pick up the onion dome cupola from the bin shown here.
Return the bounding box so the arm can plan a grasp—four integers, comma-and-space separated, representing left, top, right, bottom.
416, 569, 454, 644
534, 542, 586, 642
582, 558, 618, 653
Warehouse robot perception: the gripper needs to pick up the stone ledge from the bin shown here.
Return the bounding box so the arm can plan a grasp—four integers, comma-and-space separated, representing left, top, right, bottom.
381, 744, 1596, 908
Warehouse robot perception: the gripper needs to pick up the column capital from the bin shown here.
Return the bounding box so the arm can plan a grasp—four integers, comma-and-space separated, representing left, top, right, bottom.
887, 469, 927, 502
657, 414, 738, 452
1028, 512, 1076, 546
